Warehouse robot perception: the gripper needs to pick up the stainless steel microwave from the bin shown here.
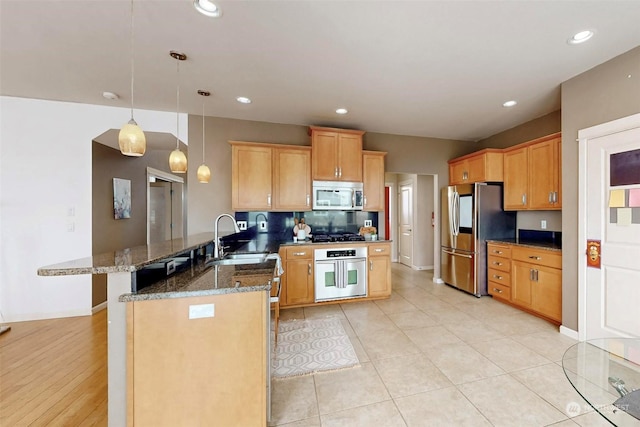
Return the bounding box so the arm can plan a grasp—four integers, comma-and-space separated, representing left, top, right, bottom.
312, 181, 364, 210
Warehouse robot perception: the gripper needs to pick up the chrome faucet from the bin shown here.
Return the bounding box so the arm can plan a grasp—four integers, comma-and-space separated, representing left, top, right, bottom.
214, 214, 240, 259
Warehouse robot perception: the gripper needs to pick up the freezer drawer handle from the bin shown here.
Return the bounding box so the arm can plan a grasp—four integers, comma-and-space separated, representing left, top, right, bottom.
492, 287, 503, 294
443, 250, 473, 259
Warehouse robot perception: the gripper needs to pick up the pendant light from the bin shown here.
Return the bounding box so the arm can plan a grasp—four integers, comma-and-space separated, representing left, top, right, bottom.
169, 51, 187, 173
118, 0, 146, 157
196, 90, 211, 183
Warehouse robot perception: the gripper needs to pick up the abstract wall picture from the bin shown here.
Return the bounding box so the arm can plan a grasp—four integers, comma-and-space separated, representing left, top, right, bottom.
113, 178, 131, 219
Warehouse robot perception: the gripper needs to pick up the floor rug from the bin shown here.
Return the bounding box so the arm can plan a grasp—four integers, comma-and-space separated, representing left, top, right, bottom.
272, 317, 360, 379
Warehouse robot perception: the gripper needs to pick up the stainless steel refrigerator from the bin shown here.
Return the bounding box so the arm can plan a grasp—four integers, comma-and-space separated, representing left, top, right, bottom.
441, 183, 516, 297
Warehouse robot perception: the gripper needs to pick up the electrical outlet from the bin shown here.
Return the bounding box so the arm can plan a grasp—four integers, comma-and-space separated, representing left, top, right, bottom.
541, 220, 547, 229
237, 220, 247, 231
364, 220, 372, 227
189, 303, 215, 319
259, 221, 267, 231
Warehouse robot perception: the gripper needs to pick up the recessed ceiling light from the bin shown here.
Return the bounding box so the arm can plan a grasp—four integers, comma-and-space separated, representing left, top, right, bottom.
503, 100, 517, 107
102, 91, 119, 100
568, 30, 594, 45
236, 96, 252, 104
336, 108, 348, 115
193, 0, 222, 17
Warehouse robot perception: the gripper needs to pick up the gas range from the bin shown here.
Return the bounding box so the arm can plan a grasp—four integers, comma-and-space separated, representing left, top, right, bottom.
311, 233, 366, 243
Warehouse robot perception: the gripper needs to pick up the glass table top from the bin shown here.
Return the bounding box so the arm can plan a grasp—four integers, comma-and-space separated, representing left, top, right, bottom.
562, 338, 640, 426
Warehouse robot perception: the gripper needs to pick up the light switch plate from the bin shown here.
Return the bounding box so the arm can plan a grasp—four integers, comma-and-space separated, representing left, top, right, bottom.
259, 221, 267, 231
189, 303, 215, 319
237, 220, 247, 231
364, 220, 372, 227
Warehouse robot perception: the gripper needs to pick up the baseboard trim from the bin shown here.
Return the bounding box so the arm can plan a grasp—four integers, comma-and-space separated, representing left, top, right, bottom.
92, 301, 108, 314
434, 278, 444, 284
560, 326, 579, 340
5, 308, 91, 323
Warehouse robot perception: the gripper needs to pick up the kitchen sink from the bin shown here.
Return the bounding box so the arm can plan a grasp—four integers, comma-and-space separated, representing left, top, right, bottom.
205, 252, 268, 266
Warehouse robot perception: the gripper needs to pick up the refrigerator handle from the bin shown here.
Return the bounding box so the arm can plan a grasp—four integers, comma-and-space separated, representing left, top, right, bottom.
453, 191, 460, 236
443, 249, 473, 259
448, 191, 455, 237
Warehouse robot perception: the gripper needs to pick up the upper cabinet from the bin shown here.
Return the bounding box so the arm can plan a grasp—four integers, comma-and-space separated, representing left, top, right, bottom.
230, 141, 311, 211
503, 133, 561, 211
362, 151, 386, 211
448, 149, 504, 185
310, 126, 365, 182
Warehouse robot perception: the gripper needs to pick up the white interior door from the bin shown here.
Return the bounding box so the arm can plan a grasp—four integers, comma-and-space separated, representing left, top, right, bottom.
580, 116, 640, 340
399, 183, 413, 267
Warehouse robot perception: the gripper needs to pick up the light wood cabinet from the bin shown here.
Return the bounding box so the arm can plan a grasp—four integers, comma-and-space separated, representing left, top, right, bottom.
273, 146, 312, 210
230, 141, 311, 211
310, 126, 365, 182
363, 151, 386, 211
368, 242, 391, 298
487, 242, 562, 323
448, 149, 503, 185
280, 246, 314, 307
503, 133, 562, 210
126, 292, 267, 426
231, 142, 273, 210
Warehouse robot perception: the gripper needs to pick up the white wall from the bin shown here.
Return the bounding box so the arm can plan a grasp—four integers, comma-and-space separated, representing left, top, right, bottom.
0, 97, 185, 322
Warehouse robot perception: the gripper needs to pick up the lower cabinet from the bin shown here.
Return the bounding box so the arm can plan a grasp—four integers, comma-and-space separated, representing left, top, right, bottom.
487, 242, 562, 323
126, 292, 268, 426
280, 246, 314, 307
368, 243, 392, 298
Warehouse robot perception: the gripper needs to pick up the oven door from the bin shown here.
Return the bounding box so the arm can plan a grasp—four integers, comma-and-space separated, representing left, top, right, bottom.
315, 258, 367, 302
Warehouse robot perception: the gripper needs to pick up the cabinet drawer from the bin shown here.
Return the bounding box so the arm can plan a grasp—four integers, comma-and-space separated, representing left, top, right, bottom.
285, 246, 313, 259
512, 247, 561, 269
488, 282, 511, 300
487, 254, 510, 272
487, 244, 511, 258
368, 243, 390, 256
488, 268, 511, 286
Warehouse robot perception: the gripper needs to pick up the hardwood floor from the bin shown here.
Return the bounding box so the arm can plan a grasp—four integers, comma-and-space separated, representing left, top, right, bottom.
0, 310, 107, 426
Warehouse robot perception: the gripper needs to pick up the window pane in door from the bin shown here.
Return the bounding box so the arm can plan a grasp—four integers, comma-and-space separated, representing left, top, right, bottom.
347, 269, 358, 285
324, 271, 336, 287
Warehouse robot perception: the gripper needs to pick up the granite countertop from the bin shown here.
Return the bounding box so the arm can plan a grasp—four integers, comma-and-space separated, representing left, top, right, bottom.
487, 238, 562, 252
279, 239, 392, 247
37, 233, 216, 276
119, 257, 276, 302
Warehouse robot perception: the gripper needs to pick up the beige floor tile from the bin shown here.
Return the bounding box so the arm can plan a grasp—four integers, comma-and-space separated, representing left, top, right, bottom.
346, 312, 398, 336
281, 307, 305, 321
458, 374, 568, 426
511, 363, 613, 416
395, 386, 492, 426
470, 337, 551, 372
546, 420, 579, 426
373, 353, 453, 398
314, 362, 390, 415
303, 304, 346, 320
358, 328, 421, 360
394, 287, 432, 300
570, 411, 618, 426
512, 329, 578, 362
487, 311, 556, 336
374, 292, 417, 314
340, 300, 385, 318
404, 325, 463, 351
422, 343, 504, 385
421, 307, 476, 325
387, 310, 438, 330
320, 400, 406, 427
410, 296, 456, 313
443, 319, 506, 343
270, 375, 319, 425
272, 416, 322, 427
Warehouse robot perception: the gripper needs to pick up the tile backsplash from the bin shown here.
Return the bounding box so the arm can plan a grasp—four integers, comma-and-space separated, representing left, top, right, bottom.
235, 211, 378, 240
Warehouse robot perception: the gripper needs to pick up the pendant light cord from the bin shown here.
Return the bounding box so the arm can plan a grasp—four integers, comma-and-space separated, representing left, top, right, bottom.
176, 58, 180, 150
202, 102, 206, 160
130, 0, 135, 120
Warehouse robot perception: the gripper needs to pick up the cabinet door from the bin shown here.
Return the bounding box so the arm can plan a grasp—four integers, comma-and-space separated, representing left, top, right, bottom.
466, 155, 486, 183
312, 131, 339, 180
511, 261, 533, 308
363, 152, 385, 211
449, 160, 467, 185
231, 144, 272, 210
337, 133, 363, 181
532, 265, 562, 322
529, 139, 558, 210
368, 256, 391, 298
283, 259, 314, 306
503, 147, 529, 210
273, 147, 311, 210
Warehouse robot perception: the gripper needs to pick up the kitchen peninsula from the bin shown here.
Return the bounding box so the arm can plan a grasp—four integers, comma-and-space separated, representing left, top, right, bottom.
37, 233, 275, 427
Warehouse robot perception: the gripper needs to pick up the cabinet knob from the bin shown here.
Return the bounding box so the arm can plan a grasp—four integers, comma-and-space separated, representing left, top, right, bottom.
493, 288, 503, 294
528, 255, 541, 260
370, 260, 373, 271
493, 250, 502, 254
293, 252, 306, 256
522, 194, 527, 205
493, 261, 502, 266
308, 263, 312, 275
267, 193, 271, 206
493, 274, 503, 280
374, 248, 384, 253
306, 194, 310, 206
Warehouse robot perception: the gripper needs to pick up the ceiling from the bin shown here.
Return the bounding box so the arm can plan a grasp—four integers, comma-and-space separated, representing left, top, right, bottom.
2, 1, 640, 142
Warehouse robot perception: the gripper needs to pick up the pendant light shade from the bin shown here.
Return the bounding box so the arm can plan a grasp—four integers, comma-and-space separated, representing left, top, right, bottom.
197, 89, 211, 183
169, 51, 187, 173
119, 0, 146, 157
